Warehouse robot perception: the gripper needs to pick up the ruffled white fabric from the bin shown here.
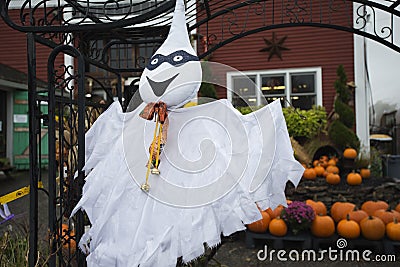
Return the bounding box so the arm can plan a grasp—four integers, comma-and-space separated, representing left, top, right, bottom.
71, 99, 303, 267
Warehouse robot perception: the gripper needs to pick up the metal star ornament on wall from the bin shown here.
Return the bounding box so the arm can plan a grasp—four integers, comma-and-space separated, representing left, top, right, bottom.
259, 32, 290, 61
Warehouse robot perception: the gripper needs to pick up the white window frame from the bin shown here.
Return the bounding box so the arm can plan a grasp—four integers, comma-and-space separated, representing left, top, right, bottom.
227, 67, 323, 108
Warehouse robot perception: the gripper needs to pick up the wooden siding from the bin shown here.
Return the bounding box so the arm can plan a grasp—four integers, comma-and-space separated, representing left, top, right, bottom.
197, 1, 355, 113
0, 9, 64, 83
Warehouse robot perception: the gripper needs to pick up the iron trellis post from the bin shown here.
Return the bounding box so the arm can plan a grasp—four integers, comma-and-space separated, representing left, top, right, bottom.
27, 32, 39, 267
47, 44, 87, 267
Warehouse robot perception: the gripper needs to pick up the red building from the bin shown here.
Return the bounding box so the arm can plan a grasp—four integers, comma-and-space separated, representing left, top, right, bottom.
196, 1, 354, 114
0, 9, 58, 168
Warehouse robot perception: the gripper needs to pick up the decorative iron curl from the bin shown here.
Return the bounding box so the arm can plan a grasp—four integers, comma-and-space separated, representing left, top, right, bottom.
40, 32, 76, 46
222, 2, 266, 38
285, 0, 308, 23
354, 4, 368, 31
250, 1, 265, 16
88, 41, 103, 61
52, 64, 77, 93
328, 0, 346, 12
355, 5, 392, 41
136, 56, 147, 69
103, 0, 133, 22
223, 10, 243, 37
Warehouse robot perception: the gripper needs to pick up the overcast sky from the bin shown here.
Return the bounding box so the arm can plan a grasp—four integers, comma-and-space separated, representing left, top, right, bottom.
363, 1, 400, 123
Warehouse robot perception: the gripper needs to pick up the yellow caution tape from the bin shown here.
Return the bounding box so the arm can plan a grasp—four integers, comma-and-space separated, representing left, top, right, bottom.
0, 182, 44, 205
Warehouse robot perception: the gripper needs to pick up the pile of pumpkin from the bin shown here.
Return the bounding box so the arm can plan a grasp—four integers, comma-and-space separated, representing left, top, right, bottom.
302, 148, 371, 186
247, 199, 400, 241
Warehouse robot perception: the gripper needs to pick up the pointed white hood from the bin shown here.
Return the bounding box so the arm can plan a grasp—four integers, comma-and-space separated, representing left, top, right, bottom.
138, 0, 202, 108
155, 0, 196, 56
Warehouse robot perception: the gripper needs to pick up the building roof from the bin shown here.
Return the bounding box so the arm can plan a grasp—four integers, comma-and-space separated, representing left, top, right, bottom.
0, 63, 47, 90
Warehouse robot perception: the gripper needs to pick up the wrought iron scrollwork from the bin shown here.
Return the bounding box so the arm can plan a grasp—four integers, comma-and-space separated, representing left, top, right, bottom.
285, 0, 309, 23
192, 0, 400, 58
354, 4, 393, 41
1, 0, 174, 32
44, 49, 113, 265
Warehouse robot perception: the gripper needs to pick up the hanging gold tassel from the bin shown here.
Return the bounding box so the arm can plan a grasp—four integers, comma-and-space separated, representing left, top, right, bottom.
140, 102, 168, 192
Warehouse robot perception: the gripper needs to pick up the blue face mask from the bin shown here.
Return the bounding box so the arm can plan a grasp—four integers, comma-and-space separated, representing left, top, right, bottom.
146, 50, 199, 71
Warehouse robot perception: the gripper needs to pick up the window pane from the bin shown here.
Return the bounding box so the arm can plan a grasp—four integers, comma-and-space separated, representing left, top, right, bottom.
233, 76, 256, 96
232, 76, 256, 107
291, 74, 315, 93
291, 95, 315, 110
261, 75, 285, 96
265, 96, 285, 107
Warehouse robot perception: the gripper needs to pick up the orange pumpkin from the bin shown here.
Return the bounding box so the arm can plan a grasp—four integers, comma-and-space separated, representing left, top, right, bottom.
327, 159, 337, 166
303, 168, 317, 180
313, 160, 320, 167
347, 172, 362, 185
273, 205, 285, 218
247, 210, 271, 233
343, 148, 357, 159
395, 203, 400, 213
319, 160, 329, 168
331, 202, 356, 223
337, 215, 360, 239
373, 209, 400, 225
311, 214, 335, 238
326, 173, 340, 185
326, 165, 339, 174
265, 208, 275, 218
360, 216, 386, 240
386, 218, 400, 241
347, 209, 368, 224
314, 165, 325, 177
361, 200, 389, 216
269, 217, 287, 237
306, 199, 327, 216
59, 224, 76, 253
360, 168, 371, 179
266, 205, 285, 219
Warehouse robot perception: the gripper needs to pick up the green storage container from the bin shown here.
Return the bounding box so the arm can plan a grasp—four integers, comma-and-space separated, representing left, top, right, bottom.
13, 90, 48, 170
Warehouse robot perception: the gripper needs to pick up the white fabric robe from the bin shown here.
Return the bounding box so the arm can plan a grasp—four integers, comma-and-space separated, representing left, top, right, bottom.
71, 99, 304, 266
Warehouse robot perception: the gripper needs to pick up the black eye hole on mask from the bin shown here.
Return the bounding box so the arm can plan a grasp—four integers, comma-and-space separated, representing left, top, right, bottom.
150, 58, 159, 65
146, 50, 199, 71
173, 55, 183, 62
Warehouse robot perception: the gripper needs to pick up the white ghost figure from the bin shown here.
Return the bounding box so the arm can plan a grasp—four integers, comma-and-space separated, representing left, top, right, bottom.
71, 0, 304, 266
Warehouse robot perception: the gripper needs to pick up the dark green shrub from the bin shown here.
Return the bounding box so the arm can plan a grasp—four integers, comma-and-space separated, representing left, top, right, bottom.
334, 99, 354, 128
334, 65, 350, 103
328, 65, 359, 151
328, 120, 360, 151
